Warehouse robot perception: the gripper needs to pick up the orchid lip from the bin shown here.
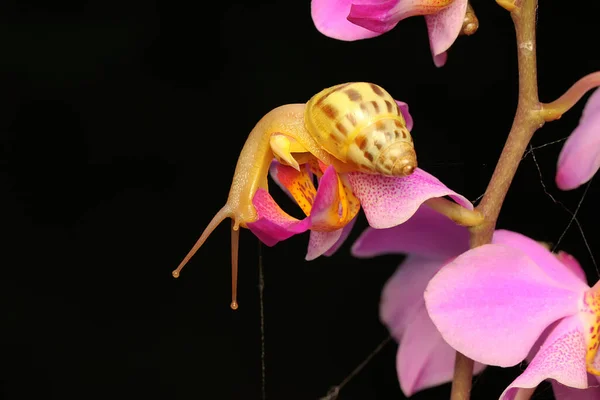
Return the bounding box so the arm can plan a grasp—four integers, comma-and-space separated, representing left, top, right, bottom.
582, 287, 600, 375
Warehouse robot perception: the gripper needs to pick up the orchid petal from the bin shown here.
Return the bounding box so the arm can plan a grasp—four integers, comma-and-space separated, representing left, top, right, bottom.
425, 244, 583, 367
556, 251, 589, 284
396, 305, 453, 396
347, 168, 472, 229
310, 166, 351, 230
397, 305, 486, 396
551, 376, 600, 400
381, 255, 446, 339
581, 281, 600, 375
305, 167, 359, 260
269, 162, 316, 216
306, 229, 344, 260
556, 88, 600, 190
352, 204, 469, 259
247, 189, 312, 246
433, 51, 448, 68
311, 0, 381, 41
424, 0, 468, 61
395, 100, 414, 131
347, 0, 454, 34
492, 230, 589, 292
500, 315, 589, 400
323, 215, 358, 257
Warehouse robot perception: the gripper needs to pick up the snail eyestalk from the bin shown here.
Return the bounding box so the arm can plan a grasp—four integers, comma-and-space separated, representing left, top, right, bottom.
230, 220, 240, 310
172, 206, 232, 278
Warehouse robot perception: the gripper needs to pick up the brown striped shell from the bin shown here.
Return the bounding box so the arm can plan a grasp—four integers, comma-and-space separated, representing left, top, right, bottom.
304, 82, 417, 177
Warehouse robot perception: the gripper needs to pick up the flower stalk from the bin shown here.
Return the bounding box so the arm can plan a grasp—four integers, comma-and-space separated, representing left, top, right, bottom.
451, 0, 543, 399
541, 71, 600, 121
425, 197, 484, 227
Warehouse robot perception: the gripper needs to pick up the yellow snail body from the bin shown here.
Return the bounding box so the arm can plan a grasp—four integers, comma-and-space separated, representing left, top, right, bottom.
171, 82, 417, 310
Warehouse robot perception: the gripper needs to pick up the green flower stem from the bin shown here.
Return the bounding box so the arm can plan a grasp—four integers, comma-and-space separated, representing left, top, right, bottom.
451, 1, 544, 399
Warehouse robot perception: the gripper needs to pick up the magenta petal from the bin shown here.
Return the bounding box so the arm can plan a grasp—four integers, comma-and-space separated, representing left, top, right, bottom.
556, 88, 600, 190
323, 216, 358, 257
500, 315, 589, 400
397, 306, 487, 396
433, 51, 448, 68
311, 0, 382, 41
424, 0, 468, 59
381, 255, 446, 339
352, 204, 469, 259
347, 168, 472, 229
556, 251, 588, 284
247, 189, 311, 246
395, 100, 414, 131
306, 229, 343, 260
492, 230, 589, 292
424, 244, 583, 367
347, 0, 403, 34
307, 166, 343, 228
552, 377, 600, 400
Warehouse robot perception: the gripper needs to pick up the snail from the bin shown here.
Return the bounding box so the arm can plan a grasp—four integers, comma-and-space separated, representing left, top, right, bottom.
171, 82, 417, 309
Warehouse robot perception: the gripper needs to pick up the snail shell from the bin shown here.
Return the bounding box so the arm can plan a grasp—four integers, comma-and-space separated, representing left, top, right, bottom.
304, 82, 417, 177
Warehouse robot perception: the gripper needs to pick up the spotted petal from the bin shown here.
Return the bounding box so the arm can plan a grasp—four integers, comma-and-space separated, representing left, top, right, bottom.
424, 243, 584, 367
247, 166, 345, 246
347, 168, 472, 229
556, 88, 600, 190
269, 162, 316, 216
306, 229, 344, 260
500, 315, 589, 400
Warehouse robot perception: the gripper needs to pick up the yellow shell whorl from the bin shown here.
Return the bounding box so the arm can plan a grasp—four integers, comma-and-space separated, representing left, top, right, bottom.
304, 82, 417, 177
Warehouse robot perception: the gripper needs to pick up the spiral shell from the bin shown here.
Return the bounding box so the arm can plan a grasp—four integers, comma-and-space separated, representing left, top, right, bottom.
305, 82, 417, 177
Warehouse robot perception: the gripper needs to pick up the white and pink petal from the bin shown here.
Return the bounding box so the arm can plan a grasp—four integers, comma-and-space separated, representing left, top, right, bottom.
424, 244, 584, 367
380, 255, 447, 339
556, 88, 600, 191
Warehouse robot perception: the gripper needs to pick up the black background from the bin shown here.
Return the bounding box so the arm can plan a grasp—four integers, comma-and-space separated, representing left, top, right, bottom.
1, 1, 600, 399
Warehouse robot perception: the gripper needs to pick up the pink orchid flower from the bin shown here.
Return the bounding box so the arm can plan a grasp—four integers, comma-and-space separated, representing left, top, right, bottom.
556, 88, 600, 190
352, 205, 486, 396
424, 230, 600, 399
246, 100, 471, 260
311, 0, 469, 67
247, 162, 471, 260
